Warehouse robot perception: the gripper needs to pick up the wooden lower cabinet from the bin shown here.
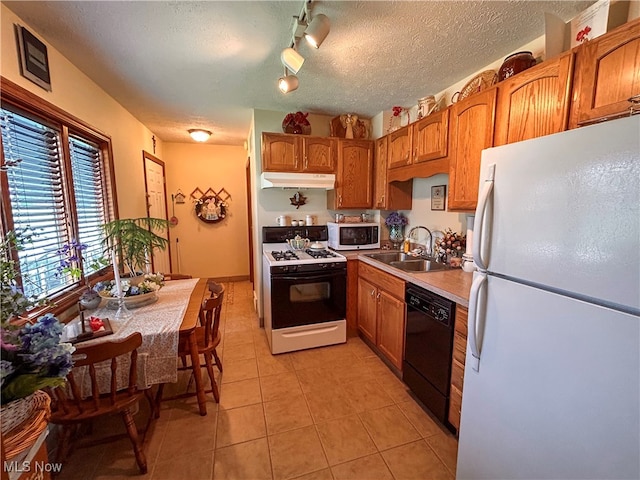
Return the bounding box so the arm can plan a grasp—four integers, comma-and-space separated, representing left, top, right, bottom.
357, 262, 405, 370
356, 277, 378, 344
376, 290, 405, 369
448, 305, 468, 432
345, 259, 359, 337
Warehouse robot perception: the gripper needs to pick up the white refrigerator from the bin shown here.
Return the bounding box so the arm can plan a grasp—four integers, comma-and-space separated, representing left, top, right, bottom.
457, 116, 640, 479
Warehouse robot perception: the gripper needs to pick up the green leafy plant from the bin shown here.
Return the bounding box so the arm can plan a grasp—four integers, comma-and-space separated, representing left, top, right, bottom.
101, 218, 170, 276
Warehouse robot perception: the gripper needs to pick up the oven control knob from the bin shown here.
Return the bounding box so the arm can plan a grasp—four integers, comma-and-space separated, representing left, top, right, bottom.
291, 265, 298, 272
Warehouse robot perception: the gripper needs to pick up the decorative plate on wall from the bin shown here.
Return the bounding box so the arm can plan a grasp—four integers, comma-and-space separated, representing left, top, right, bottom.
195, 195, 227, 223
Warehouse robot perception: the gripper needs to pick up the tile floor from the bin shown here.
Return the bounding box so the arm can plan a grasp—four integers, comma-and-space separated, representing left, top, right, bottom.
55, 281, 458, 480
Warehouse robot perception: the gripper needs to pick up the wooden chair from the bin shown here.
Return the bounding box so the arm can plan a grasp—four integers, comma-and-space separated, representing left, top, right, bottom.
157, 285, 224, 405
48, 333, 148, 474
207, 278, 224, 298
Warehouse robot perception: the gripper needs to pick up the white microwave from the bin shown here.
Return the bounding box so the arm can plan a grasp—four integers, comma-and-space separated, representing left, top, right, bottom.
327, 222, 380, 250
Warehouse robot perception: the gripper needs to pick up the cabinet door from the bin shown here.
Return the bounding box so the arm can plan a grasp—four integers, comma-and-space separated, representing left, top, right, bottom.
373, 136, 388, 209
571, 19, 640, 127
262, 133, 300, 171
388, 125, 412, 169
303, 137, 336, 173
494, 51, 574, 146
411, 109, 449, 164
376, 290, 405, 370
357, 278, 378, 344
335, 139, 373, 209
448, 88, 497, 211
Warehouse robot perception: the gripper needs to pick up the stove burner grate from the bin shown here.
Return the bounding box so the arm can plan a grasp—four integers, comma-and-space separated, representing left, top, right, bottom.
305, 249, 338, 259
271, 251, 299, 261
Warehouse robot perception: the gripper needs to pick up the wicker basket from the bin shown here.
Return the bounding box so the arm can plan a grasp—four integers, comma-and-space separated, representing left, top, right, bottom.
1, 390, 51, 459
453, 70, 498, 103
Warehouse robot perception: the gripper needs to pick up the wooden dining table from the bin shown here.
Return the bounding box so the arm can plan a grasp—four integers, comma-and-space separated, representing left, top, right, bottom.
176, 277, 208, 415
65, 277, 210, 416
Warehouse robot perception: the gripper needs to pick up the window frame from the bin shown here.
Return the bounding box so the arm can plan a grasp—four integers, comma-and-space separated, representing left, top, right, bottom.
1, 76, 119, 317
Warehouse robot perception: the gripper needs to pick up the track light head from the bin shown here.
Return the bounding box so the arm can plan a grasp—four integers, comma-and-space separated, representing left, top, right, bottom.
281, 47, 305, 74
278, 74, 299, 94
304, 14, 330, 48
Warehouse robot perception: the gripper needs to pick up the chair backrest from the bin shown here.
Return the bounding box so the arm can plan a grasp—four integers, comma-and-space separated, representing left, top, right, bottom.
53, 332, 143, 412
207, 279, 224, 298
200, 285, 225, 347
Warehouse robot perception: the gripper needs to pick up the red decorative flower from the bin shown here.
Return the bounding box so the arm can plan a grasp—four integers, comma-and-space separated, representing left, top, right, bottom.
392, 106, 403, 117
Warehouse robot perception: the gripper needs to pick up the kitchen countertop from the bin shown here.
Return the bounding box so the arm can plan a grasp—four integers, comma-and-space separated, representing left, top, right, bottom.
339, 249, 472, 307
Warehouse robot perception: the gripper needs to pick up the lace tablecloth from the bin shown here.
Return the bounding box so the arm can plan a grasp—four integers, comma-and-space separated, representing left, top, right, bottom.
64, 278, 200, 392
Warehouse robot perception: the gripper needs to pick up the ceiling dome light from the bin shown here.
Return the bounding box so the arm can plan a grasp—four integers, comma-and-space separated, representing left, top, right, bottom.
304, 14, 330, 49
281, 47, 305, 74
188, 129, 212, 142
278, 75, 299, 94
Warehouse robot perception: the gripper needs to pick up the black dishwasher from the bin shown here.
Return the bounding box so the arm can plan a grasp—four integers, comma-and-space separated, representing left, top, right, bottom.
403, 285, 456, 428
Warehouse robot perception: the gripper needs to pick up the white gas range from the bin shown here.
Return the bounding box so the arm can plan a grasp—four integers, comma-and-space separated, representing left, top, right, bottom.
262, 226, 347, 354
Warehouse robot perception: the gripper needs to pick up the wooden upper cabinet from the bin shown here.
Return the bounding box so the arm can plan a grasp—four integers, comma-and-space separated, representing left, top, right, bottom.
329, 139, 373, 209
373, 136, 389, 209
262, 132, 300, 171
411, 109, 449, 164
388, 125, 413, 169
494, 50, 574, 146
570, 18, 640, 128
303, 136, 336, 173
373, 136, 413, 211
448, 88, 497, 212
262, 133, 336, 173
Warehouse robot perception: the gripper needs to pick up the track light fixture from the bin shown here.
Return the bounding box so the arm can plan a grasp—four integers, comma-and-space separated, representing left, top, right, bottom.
276, 0, 330, 94
281, 47, 305, 74
188, 129, 212, 142
304, 13, 330, 49
278, 70, 299, 94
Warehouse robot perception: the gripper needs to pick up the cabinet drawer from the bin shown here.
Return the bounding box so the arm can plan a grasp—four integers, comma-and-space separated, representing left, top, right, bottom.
455, 306, 468, 336
448, 384, 462, 430
453, 332, 467, 366
358, 262, 405, 299
451, 358, 465, 392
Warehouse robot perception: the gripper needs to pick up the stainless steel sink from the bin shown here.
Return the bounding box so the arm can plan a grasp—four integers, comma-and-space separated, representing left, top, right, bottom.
365, 252, 415, 263
364, 252, 450, 272
389, 259, 449, 272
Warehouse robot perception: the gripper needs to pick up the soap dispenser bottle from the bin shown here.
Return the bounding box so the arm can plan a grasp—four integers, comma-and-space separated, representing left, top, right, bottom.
403, 236, 411, 253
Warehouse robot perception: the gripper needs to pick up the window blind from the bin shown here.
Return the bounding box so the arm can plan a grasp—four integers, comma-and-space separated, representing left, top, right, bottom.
1, 108, 70, 298
69, 135, 108, 275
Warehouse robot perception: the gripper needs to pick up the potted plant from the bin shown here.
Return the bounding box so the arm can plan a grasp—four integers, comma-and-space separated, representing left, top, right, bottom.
101, 217, 170, 278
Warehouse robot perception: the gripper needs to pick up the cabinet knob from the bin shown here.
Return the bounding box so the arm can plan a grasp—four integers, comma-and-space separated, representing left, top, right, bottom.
370, 289, 375, 297
338, 195, 343, 206
304, 156, 308, 169
376, 292, 381, 300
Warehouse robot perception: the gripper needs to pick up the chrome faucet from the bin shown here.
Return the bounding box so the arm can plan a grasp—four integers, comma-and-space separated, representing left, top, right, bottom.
408, 226, 433, 256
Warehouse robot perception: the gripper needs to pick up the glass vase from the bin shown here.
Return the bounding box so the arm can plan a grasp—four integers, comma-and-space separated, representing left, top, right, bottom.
388, 225, 405, 249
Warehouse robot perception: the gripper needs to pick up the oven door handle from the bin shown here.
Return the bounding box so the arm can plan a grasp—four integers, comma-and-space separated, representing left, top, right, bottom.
273, 273, 343, 282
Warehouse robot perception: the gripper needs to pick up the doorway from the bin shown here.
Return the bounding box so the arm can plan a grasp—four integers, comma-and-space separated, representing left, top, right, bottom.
143, 151, 171, 274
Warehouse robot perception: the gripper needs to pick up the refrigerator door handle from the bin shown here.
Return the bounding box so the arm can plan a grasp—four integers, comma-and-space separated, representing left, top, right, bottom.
473, 163, 495, 271
467, 272, 487, 372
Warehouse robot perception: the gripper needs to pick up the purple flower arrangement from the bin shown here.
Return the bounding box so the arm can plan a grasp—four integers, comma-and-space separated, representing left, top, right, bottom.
385, 211, 408, 227
1, 313, 74, 403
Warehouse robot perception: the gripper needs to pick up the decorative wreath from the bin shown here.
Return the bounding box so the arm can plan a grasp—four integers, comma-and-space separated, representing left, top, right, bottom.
195, 195, 227, 224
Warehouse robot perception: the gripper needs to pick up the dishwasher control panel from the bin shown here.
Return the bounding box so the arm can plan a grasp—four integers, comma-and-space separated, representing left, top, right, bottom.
406, 287, 455, 327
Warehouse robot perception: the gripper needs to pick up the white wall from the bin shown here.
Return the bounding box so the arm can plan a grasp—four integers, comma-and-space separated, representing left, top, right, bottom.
162, 143, 249, 279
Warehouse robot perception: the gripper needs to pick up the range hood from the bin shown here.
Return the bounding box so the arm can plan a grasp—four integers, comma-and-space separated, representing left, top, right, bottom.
260, 172, 335, 189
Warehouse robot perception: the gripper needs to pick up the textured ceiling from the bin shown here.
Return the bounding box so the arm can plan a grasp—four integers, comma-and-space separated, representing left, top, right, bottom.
4, 1, 594, 145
